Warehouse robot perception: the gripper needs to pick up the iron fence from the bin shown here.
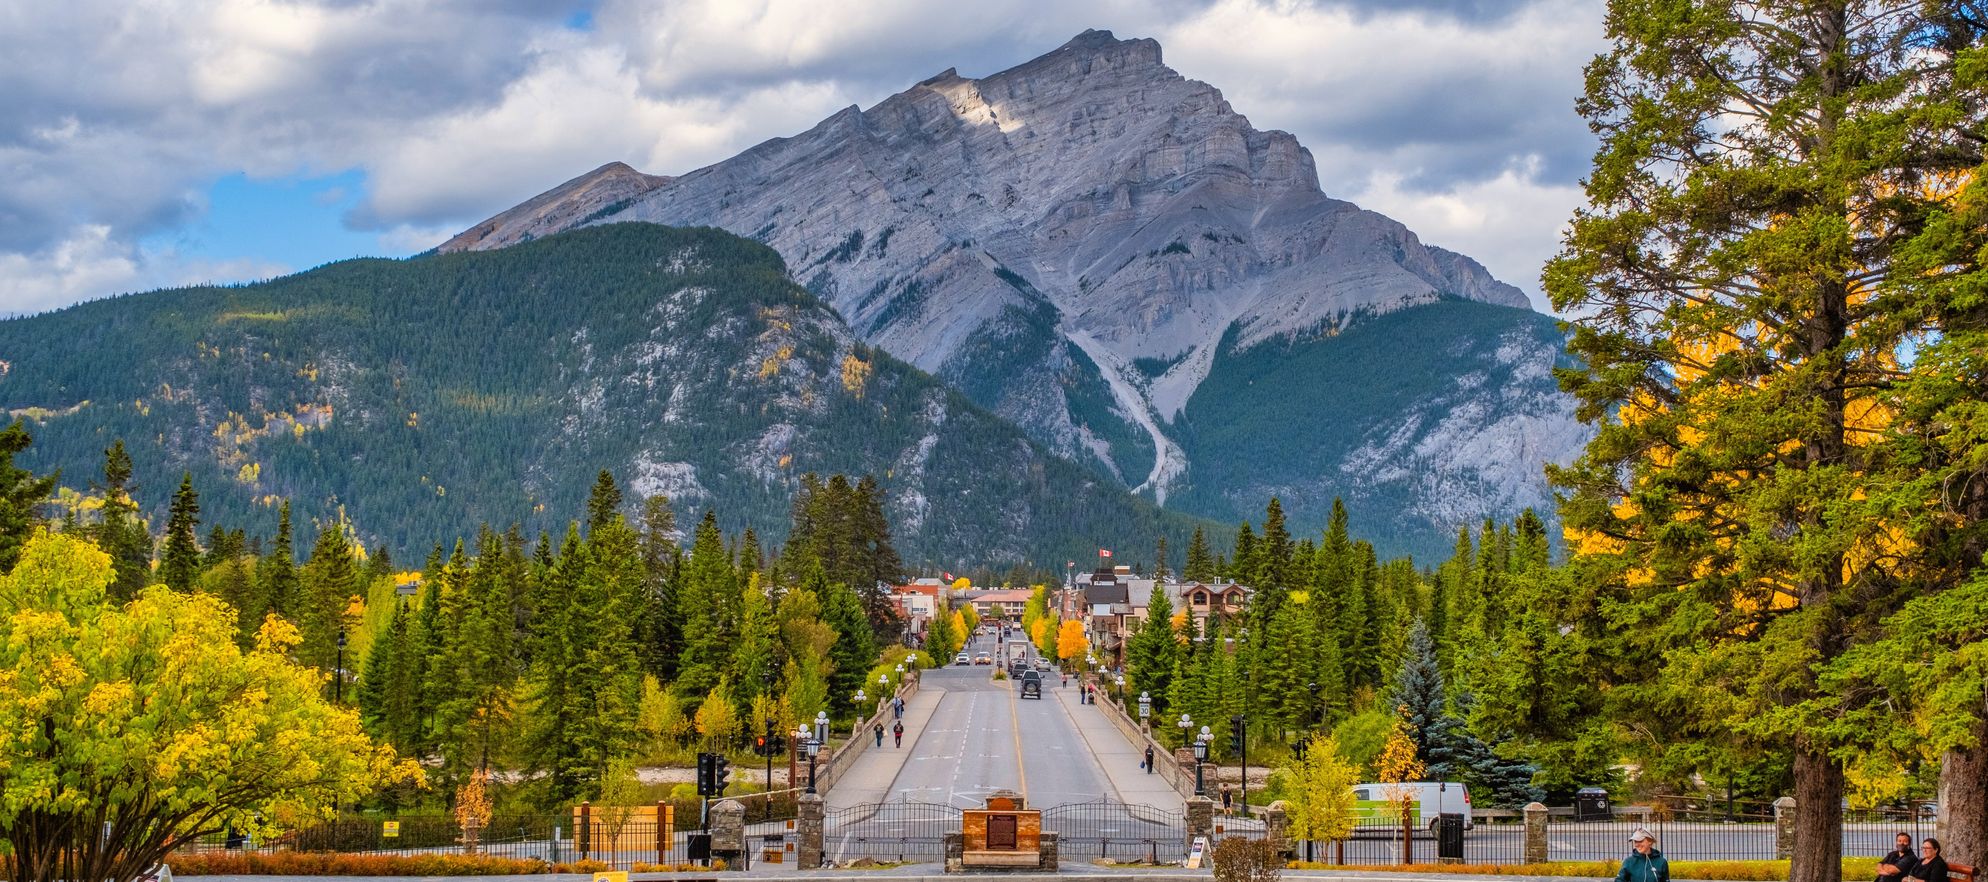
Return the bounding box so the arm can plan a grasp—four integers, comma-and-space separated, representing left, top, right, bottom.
1041, 799, 1186, 862
822, 800, 960, 863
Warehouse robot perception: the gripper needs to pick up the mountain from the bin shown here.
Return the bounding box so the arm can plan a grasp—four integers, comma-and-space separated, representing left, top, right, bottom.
0, 223, 1204, 564
441, 30, 1585, 560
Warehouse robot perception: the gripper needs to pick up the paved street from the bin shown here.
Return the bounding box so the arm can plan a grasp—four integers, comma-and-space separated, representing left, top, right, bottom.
829, 632, 1125, 811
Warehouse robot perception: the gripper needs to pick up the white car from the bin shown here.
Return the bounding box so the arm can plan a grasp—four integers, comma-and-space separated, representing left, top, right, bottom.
954, 653, 971, 666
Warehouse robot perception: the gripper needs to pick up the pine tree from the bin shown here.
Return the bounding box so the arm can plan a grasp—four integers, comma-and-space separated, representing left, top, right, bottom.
1183, 527, 1215, 583
298, 523, 357, 676
822, 573, 875, 716
1231, 523, 1258, 589
158, 472, 202, 592
852, 475, 903, 638
586, 469, 623, 534
0, 420, 57, 574
730, 573, 780, 704
675, 511, 739, 704
93, 440, 151, 601
248, 502, 299, 635
1259, 498, 1293, 591
635, 494, 683, 680
738, 528, 763, 581
1153, 537, 1169, 582
1126, 584, 1178, 714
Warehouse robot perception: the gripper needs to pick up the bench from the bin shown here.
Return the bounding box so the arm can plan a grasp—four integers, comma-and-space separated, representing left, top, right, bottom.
962, 850, 1039, 868
1950, 862, 1974, 882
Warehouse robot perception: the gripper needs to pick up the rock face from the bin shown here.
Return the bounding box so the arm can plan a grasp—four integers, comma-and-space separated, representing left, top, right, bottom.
443, 30, 1585, 556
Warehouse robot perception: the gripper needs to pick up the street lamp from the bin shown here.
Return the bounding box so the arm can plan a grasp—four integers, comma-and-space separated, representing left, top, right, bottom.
803, 727, 823, 794
335, 627, 347, 703
1192, 726, 1212, 796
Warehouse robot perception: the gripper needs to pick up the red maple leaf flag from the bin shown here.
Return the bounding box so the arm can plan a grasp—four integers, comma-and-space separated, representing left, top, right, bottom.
1099, 549, 1113, 558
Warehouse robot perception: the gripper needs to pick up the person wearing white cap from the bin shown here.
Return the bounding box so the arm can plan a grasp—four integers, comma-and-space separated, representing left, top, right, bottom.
1613, 828, 1669, 882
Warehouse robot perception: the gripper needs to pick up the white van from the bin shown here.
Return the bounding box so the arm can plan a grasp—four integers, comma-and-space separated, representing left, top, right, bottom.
1350, 781, 1474, 833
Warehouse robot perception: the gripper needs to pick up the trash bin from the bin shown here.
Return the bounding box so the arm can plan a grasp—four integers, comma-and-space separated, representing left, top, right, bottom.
1576, 787, 1612, 822
1437, 813, 1466, 862
688, 832, 712, 862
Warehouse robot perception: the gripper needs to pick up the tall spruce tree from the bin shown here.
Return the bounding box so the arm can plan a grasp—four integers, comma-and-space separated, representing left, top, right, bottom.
1183, 526, 1215, 583
158, 473, 201, 592
92, 440, 151, 600
298, 523, 357, 677
586, 469, 623, 534
0, 419, 56, 574
635, 494, 683, 680
675, 511, 740, 704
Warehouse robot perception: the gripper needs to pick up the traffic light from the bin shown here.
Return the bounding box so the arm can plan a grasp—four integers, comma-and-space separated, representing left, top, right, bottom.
754, 734, 769, 756
712, 754, 732, 794
695, 752, 713, 796
1229, 715, 1246, 754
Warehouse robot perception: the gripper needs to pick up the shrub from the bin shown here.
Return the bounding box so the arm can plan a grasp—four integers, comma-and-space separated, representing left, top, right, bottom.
165, 851, 550, 876
1281, 858, 1875, 881
1212, 838, 1281, 882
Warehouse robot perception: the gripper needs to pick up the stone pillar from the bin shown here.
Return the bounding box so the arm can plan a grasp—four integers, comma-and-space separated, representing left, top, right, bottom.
1187, 796, 1216, 850
710, 799, 746, 868
1264, 800, 1292, 858
1523, 802, 1549, 865
1040, 831, 1059, 870
1773, 796, 1797, 860
797, 793, 825, 868
943, 832, 964, 873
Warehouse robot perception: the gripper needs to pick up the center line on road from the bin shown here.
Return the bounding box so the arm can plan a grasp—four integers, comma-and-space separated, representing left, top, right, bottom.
1006, 672, 1028, 800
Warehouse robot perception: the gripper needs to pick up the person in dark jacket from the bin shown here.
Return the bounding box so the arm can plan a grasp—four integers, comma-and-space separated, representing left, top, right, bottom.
1615, 829, 1669, 882
1905, 839, 1948, 882
1878, 832, 1920, 882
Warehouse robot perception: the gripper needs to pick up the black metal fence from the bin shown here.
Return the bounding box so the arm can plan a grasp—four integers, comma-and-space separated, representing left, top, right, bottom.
1042, 799, 1186, 862
822, 801, 959, 863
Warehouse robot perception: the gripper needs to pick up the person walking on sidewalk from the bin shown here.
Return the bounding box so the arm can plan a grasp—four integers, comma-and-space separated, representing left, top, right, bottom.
892, 720, 905, 747
1220, 784, 1234, 816
1143, 745, 1155, 774
873, 722, 884, 747
893, 697, 903, 720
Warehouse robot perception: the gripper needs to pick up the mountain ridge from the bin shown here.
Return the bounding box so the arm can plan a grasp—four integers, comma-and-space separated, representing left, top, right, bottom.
437, 29, 1584, 554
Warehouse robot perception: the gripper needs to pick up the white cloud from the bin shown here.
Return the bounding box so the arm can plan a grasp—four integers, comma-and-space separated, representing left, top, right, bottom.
0, 0, 1605, 311
0, 225, 288, 316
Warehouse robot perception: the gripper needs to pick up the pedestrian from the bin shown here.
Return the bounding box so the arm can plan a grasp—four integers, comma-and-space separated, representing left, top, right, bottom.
1220, 783, 1233, 816
1144, 745, 1155, 774
873, 722, 884, 747
1905, 839, 1949, 882
893, 697, 903, 720
1877, 832, 1919, 882
892, 720, 905, 747
1613, 829, 1668, 882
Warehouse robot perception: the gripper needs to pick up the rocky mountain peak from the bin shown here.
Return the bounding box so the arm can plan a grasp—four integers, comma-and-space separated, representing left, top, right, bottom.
437, 31, 1575, 539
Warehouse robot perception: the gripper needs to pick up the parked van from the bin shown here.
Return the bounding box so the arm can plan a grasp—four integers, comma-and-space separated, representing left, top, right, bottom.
1350, 782, 1473, 834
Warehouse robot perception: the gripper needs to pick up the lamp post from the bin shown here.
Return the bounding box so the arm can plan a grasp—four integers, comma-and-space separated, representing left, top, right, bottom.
335, 627, 347, 703
1192, 726, 1211, 796
1115, 673, 1126, 706
1177, 712, 1192, 748
804, 727, 822, 794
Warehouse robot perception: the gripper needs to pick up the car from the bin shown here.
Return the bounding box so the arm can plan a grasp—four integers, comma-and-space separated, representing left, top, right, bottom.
954, 653, 971, 666
973, 653, 992, 665
1019, 670, 1042, 699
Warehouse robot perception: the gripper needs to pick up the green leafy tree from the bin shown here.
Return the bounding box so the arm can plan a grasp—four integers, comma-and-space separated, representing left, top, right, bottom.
1282, 734, 1362, 853
0, 529, 412, 882
158, 472, 201, 592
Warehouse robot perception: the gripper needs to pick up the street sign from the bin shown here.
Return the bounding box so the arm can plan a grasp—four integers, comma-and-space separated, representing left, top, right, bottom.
1186, 836, 1209, 868
382, 821, 399, 838
592, 872, 628, 882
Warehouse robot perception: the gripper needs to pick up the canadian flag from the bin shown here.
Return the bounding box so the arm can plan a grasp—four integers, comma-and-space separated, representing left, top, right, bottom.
1099, 549, 1113, 558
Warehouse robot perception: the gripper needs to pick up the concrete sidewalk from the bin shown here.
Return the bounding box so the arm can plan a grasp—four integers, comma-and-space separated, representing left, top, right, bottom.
1051, 687, 1181, 813
822, 684, 947, 810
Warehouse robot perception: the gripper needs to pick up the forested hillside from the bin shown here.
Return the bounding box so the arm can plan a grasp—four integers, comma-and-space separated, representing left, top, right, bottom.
0, 223, 1204, 563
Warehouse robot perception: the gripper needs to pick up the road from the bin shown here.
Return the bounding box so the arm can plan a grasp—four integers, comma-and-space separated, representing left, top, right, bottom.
857, 630, 1121, 810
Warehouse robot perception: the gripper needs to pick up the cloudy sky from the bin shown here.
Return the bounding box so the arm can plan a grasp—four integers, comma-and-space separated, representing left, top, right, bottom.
0, 0, 1607, 315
